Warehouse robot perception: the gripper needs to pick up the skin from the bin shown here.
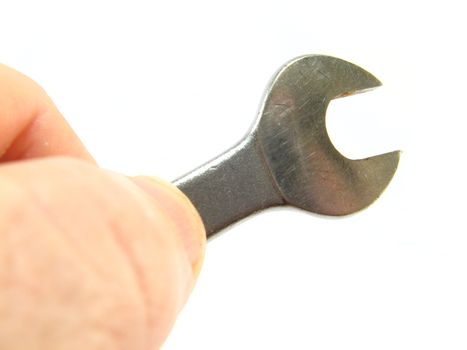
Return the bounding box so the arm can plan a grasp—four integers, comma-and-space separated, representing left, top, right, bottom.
0, 64, 206, 350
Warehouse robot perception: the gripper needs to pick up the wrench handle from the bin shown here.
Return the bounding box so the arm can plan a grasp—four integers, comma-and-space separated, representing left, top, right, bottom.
174, 135, 283, 238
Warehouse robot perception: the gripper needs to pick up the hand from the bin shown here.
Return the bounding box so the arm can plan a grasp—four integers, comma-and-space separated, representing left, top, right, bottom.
0, 64, 206, 350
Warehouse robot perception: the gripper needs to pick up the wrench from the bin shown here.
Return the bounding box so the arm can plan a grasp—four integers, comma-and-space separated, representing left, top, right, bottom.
174, 55, 399, 238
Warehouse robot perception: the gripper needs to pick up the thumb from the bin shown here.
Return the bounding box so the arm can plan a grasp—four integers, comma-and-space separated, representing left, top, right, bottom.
0, 157, 205, 350
132, 176, 206, 278
129, 175, 207, 346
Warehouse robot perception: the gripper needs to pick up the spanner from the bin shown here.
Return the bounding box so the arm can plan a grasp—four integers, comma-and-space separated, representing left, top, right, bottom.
174, 55, 399, 238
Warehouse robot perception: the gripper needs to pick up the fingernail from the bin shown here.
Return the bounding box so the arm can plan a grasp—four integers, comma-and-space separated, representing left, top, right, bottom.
132, 176, 206, 276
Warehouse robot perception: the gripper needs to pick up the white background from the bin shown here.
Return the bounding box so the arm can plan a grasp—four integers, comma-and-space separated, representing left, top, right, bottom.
1, 1, 466, 349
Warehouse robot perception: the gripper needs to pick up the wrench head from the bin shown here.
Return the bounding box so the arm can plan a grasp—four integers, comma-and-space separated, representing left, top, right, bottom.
256, 55, 399, 215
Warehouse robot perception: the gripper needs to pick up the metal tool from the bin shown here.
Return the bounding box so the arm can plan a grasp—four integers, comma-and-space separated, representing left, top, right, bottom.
175, 55, 399, 238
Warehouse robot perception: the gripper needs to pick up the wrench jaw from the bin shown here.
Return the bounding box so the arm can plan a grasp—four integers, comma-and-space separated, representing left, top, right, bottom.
256, 55, 399, 216
328, 150, 400, 216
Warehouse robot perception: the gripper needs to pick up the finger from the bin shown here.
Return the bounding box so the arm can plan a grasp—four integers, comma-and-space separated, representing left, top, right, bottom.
0, 64, 94, 162
0, 157, 205, 350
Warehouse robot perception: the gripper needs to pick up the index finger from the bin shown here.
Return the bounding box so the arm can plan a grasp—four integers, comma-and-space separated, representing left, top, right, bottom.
0, 64, 95, 163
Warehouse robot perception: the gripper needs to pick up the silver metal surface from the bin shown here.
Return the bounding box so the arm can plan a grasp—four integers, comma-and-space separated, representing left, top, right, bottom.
175, 55, 399, 238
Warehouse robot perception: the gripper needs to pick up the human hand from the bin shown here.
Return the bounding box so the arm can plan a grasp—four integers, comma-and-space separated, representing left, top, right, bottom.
0, 64, 206, 350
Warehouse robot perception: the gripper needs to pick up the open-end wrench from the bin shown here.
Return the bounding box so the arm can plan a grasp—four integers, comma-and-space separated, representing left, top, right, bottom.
175, 55, 399, 238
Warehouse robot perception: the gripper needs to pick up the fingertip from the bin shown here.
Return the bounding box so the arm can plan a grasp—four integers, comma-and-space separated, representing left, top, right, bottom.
0, 64, 95, 163
132, 176, 206, 278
